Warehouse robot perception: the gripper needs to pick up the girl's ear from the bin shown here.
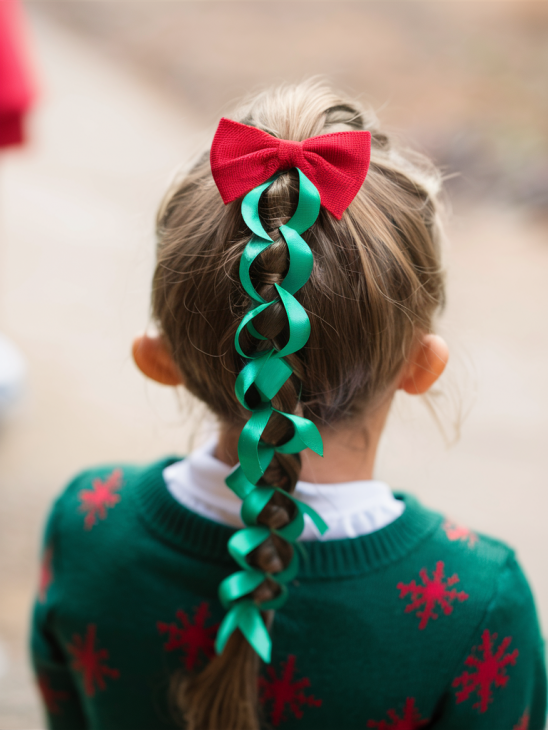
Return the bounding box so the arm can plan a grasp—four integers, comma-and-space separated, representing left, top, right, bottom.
398, 334, 449, 395
132, 333, 184, 386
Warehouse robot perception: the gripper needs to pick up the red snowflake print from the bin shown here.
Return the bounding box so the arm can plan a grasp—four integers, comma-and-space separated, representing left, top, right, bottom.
259, 654, 322, 726
79, 469, 123, 530
67, 624, 120, 697
443, 519, 478, 547
37, 676, 69, 714
157, 602, 219, 671
367, 697, 429, 730
453, 629, 519, 713
38, 547, 53, 603
397, 561, 469, 630
513, 710, 530, 730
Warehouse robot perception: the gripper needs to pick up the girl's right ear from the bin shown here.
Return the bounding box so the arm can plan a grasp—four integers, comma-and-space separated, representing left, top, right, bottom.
132, 334, 184, 386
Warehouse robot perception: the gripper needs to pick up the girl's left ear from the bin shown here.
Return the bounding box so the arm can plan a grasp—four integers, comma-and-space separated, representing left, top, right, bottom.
132, 333, 184, 386
398, 334, 449, 395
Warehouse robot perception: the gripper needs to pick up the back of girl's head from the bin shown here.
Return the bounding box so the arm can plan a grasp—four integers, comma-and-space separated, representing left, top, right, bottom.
152, 80, 446, 730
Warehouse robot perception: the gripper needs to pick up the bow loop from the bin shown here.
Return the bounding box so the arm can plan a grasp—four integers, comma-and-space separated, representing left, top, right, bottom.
211, 118, 371, 219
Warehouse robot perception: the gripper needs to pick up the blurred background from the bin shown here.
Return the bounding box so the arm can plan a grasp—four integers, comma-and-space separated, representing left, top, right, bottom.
0, 1, 547, 726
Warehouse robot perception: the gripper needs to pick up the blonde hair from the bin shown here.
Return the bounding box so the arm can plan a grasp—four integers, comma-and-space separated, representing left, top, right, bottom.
153, 80, 446, 730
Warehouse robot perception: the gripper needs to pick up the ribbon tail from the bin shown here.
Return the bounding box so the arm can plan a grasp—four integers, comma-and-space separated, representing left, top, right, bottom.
300, 501, 329, 535
215, 601, 272, 663
276, 488, 329, 537
215, 606, 240, 656
239, 603, 272, 663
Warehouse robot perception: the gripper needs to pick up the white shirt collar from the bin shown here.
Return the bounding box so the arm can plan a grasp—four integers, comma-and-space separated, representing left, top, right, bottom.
163, 440, 404, 540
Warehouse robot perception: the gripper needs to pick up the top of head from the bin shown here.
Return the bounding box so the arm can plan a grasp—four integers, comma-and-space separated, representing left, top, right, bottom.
153, 80, 446, 429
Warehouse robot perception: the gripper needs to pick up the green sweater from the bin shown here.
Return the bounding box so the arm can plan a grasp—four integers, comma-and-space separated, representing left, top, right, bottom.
31, 458, 547, 730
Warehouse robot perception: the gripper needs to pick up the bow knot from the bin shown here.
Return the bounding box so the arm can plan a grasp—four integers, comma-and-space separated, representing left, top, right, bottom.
277, 139, 304, 170
210, 118, 371, 220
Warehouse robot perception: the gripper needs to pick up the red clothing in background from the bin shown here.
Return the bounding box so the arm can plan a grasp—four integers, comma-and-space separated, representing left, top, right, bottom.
0, 0, 36, 148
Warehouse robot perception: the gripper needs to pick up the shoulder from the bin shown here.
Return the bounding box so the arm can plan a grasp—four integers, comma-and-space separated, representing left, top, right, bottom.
404, 494, 516, 574
441, 515, 514, 566
430, 515, 537, 622
421, 519, 547, 727
394, 494, 531, 633
34, 458, 178, 619
393, 498, 545, 695
43, 456, 179, 552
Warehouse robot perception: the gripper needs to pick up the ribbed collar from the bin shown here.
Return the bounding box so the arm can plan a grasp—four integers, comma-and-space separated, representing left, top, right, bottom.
135, 457, 442, 579
163, 441, 404, 539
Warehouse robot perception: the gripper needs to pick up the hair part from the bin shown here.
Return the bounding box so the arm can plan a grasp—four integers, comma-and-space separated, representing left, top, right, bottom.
152, 79, 446, 730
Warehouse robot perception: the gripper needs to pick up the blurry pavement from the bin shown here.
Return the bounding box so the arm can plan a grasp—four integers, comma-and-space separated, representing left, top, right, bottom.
1, 8, 547, 729
0, 12, 210, 727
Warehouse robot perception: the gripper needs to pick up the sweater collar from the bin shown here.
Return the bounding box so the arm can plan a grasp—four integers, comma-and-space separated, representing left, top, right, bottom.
135, 457, 442, 579
163, 441, 404, 538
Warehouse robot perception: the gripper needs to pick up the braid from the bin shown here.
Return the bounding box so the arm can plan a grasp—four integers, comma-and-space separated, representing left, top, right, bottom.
246, 187, 303, 581
214, 166, 325, 636
178, 172, 317, 730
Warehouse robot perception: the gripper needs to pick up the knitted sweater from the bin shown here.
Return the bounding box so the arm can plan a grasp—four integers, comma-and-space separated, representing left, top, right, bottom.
31, 458, 547, 730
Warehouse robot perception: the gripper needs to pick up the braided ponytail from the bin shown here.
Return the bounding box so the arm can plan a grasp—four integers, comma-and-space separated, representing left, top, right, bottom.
172, 169, 316, 730
153, 81, 446, 730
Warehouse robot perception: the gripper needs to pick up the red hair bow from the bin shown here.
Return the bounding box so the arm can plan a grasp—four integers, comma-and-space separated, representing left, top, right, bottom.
210, 118, 371, 220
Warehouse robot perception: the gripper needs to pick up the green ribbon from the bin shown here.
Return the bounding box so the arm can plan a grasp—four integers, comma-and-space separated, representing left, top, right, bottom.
215, 168, 327, 664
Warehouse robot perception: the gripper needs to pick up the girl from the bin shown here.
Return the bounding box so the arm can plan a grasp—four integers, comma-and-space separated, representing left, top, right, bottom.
32, 81, 546, 730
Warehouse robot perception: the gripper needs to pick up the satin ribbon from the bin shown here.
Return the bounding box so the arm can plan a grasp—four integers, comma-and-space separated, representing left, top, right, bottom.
215, 168, 328, 663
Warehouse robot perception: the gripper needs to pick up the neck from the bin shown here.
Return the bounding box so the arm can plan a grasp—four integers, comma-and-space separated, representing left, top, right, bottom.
214, 397, 392, 484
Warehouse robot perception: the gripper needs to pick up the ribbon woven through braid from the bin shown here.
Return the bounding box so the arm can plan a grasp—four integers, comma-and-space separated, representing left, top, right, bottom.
215, 169, 328, 663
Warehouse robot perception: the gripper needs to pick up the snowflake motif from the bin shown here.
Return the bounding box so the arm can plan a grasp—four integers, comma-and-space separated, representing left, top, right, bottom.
38, 547, 53, 603
67, 624, 120, 697
367, 697, 429, 730
513, 710, 530, 730
453, 630, 519, 713
157, 602, 218, 671
259, 654, 322, 726
37, 676, 69, 714
79, 469, 123, 530
443, 519, 478, 547
397, 561, 469, 630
